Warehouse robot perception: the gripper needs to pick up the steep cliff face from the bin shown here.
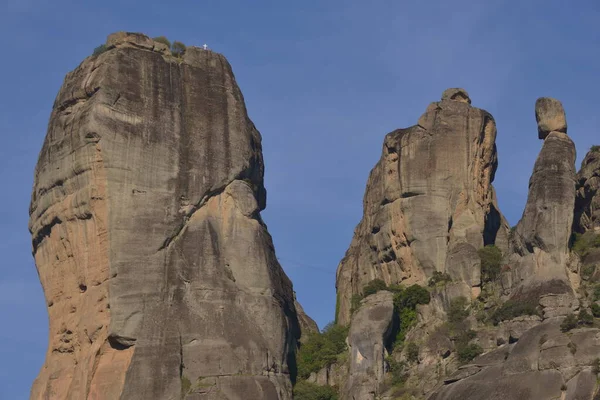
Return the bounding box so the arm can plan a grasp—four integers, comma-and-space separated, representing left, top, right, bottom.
336, 88, 508, 326
575, 148, 600, 234
329, 93, 600, 400
29, 32, 299, 400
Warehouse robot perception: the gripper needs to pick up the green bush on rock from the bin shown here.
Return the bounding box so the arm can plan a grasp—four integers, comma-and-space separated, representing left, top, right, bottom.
363, 279, 387, 297
293, 380, 338, 400
571, 232, 600, 258
478, 245, 503, 282
296, 322, 349, 379
153, 36, 171, 48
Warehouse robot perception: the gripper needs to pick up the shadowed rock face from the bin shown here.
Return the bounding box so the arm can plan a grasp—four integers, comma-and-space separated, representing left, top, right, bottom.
335, 89, 508, 326
575, 148, 600, 234
29, 32, 299, 400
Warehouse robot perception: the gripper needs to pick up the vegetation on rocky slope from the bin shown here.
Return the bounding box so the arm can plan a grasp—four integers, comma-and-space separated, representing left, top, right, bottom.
296, 323, 349, 379
293, 380, 338, 400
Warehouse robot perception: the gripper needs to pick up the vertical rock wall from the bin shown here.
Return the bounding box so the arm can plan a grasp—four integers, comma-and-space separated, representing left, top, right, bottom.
29, 32, 299, 400
335, 89, 508, 326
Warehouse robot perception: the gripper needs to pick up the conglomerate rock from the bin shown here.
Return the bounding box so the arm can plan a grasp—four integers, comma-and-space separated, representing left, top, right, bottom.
29, 32, 300, 400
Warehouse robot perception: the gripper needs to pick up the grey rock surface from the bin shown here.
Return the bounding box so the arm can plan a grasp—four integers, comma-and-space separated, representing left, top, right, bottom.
575, 148, 600, 234
29, 32, 300, 400
336, 89, 509, 325
535, 97, 567, 139
294, 294, 319, 341
507, 127, 577, 312
429, 320, 600, 400
343, 291, 395, 400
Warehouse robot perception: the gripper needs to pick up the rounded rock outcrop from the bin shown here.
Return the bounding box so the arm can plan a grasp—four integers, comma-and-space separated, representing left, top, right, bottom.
441, 88, 471, 104
535, 97, 567, 139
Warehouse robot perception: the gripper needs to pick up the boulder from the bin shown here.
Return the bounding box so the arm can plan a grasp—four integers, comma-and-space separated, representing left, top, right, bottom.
535, 97, 567, 139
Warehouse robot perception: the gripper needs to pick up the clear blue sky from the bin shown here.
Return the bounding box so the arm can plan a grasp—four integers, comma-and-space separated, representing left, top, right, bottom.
1, 1, 599, 398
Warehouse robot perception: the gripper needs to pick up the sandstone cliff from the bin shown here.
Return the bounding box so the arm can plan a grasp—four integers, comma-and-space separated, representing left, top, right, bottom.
29, 32, 300, 400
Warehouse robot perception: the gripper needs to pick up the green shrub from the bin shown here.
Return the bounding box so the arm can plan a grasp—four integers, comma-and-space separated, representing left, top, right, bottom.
153, 36, 171, 48
386, 356, 407, 387
429, 271, 452, 287
478, 245, 503, 282
405, 342, 419, 363
456, 343, 483, 363
591, 145, 600, 153
561, 314, 578, 332
591, 303, 600, 318
171, 41, 187, 57
394, 284, 431, 310
363, 279, 388, 297
448, 297, 469, 324
350, 294, 363, 314
293, 380, 338, 400
571, 232, 600, 258
391, 285, 430, 348
92, 44, 108, 56
593, 286, 600, 302
490, 299, 539, 325
579, 309, 594, 326
395, 307, 417, 346
296, 323, 349, 379
582, 264, 597, 280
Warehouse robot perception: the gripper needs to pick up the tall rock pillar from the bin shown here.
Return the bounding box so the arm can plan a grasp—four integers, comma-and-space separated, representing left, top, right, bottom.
29, 32, 299, 400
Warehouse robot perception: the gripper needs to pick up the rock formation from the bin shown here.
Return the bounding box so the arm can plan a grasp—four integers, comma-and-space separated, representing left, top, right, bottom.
504, 99, 578, 317
575, 148, 600, 234
336, 88, 509, 326
29, 32, 300, 400
535, 97, 567, 140
430, 320, 600, 400
329, 92, 600, 400
343, 291, 395, 400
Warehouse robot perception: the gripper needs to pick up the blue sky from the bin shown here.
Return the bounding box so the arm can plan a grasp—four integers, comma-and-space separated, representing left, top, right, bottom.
1, 1, 599, 398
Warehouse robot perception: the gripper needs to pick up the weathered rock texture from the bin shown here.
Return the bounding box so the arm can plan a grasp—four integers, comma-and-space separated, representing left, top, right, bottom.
29, 32, 299, 400
343, 291, 395, 400
334, 93, 600, 400
535, 97, 567, 140
336, 88, 508, 326
506, 98, 577, 317
429, 320, 599, 400
575, 148, 600, 234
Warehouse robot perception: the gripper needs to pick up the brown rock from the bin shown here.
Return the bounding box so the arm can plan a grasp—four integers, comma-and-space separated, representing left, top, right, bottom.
29, 32, 299, 400
441, 88, 471, 104
336, 89, 509, 325
535, 97, 567, 139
